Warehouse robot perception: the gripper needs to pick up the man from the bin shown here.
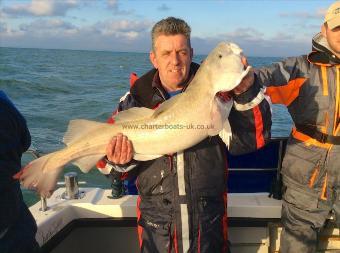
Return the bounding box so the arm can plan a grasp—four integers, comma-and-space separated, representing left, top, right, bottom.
0, 91, 40, 253
255, 2, 340, 252
97, 17, 271, 253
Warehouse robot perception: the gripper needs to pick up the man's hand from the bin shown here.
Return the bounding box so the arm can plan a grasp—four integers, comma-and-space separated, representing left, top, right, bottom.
233, 56, 255, 95
106, 133, 133, 165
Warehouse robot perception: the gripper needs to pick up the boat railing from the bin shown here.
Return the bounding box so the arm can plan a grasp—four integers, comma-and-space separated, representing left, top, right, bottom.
25, 148, 42, 159
227, 137, 287, 199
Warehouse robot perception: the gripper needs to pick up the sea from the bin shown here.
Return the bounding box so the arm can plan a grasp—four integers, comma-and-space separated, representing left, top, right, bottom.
0, 47, 292, 206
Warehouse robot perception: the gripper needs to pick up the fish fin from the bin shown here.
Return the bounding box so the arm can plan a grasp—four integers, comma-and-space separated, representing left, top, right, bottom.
133, 153, 162, 161
63, 119, 108, 146
152, 93, 184, 118
72, 154, 104, 173
219, 120, 232, 147
114, 107, 155, 123
208, 97, 233, 136
14, 153, 62, 198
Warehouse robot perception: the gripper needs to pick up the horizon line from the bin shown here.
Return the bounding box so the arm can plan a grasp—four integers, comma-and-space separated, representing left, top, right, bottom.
0, 46, 286, 58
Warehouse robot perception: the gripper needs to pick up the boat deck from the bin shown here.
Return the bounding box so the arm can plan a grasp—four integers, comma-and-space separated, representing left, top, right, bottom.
31, 188, 283, 253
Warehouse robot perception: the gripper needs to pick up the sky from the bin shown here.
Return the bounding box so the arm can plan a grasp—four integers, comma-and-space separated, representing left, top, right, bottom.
0, 0, 336, 57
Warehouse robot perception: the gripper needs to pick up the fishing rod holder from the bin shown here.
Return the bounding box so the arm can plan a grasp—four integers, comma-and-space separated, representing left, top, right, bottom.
62, 172, 80, 200
39, 197, 48, 212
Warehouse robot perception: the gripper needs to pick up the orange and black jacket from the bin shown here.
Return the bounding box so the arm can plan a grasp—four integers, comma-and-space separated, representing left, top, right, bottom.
98, 62, 271, 253
256, 32, 340, 199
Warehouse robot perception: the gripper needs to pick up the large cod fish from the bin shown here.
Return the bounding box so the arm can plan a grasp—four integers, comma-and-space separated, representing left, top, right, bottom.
16, 42, 252, 197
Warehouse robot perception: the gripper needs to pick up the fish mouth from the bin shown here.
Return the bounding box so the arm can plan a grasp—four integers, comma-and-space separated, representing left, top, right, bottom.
216, 65, 252, 98
216, 91, 232, 102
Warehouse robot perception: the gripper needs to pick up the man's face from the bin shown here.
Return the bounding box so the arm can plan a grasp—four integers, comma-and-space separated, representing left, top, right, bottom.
322, 23, 340, 57
150, 34, 193, 91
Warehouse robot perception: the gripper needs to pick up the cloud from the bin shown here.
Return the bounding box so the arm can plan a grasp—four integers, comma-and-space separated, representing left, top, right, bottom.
0, 10, 312, 57
0, 9, 8, 19
18, 18, 78, 35
157, 4, 170, 12
0, 18, 152, 52
226, 27, 265, 42
98, 20, 151, 35
106, 0, 134, 15
107, 0, 118, 9
1, 20, 312, 57
279, 7, 325, 19
0, 21, 7, 33
2, 0, 79, 17
4, 17, 151, 38
192, 27, 311, 57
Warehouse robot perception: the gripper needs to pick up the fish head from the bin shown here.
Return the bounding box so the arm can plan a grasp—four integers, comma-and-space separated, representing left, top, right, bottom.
203, 42, 251, 94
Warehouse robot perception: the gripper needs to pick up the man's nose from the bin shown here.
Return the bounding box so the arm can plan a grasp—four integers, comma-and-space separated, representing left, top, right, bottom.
170, 52, 180, 65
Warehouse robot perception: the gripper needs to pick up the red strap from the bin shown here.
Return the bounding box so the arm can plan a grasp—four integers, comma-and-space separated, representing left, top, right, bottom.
137, 196, 143, 248
130, 72, 138, 87
253, 105, 265, 149
96, 159, 106, 169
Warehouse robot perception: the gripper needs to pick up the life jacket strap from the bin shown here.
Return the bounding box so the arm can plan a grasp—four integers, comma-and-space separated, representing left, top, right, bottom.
295, 124, 340, 145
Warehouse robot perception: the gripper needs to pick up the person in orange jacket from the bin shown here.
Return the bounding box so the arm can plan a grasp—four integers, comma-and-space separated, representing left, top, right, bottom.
255, 2, 340, 252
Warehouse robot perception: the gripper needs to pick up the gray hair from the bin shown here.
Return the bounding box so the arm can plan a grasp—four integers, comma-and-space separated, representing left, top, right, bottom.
151, 17, 191, 52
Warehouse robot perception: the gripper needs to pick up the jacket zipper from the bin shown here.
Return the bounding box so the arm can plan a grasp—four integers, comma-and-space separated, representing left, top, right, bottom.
308, 162, 320, 188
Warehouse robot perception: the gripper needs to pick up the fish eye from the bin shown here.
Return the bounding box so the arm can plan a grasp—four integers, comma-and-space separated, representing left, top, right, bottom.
218, 54, 222, 59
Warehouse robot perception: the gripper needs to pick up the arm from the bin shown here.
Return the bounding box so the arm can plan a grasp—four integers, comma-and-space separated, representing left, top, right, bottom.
228, 75, 272, 155
0, 96, 31, 176
96, 92, 140, 176
256, 56, 308, 106
228, 56, 308, 155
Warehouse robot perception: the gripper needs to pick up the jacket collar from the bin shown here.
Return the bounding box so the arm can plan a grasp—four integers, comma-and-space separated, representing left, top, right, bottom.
130, 62, 200, 108
151, 62, 199, 89
151, 62, 200, 99
309, 32, 340, 64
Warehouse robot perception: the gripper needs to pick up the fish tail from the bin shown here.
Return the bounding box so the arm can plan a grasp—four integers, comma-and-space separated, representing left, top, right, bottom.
14, 153, 63, 198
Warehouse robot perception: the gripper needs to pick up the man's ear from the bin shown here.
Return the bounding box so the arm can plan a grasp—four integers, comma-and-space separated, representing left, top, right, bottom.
321, 23, 327, 37
149, 51, 158, 69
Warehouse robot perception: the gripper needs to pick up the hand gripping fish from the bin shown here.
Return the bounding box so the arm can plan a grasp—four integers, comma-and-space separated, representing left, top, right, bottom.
15, 42, 253, 197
